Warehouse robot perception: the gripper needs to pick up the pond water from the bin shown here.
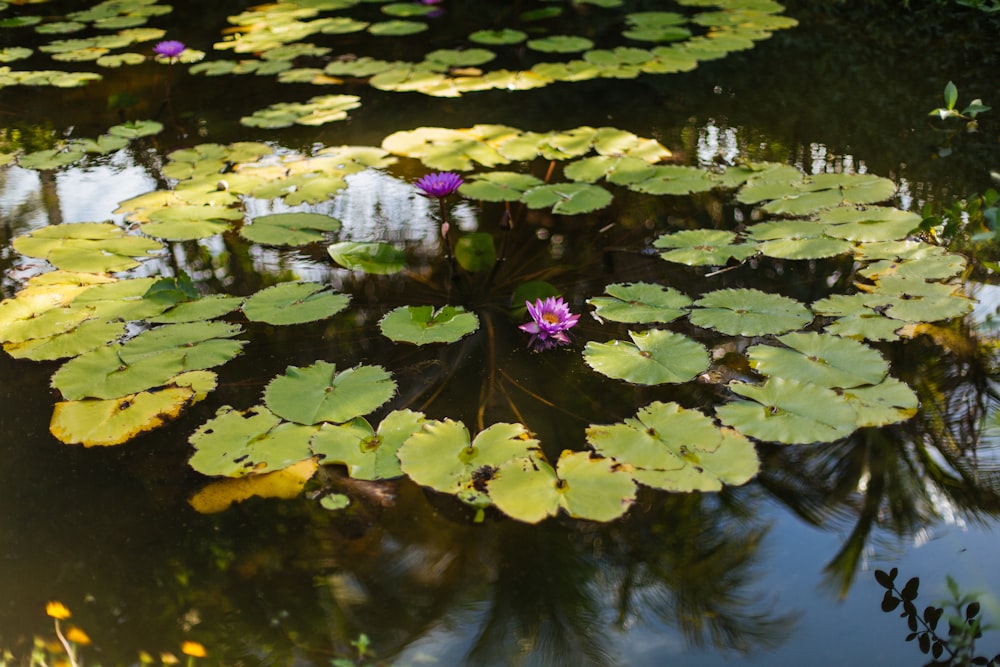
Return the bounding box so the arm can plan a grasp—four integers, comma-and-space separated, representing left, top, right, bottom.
1, 1, 1000, 665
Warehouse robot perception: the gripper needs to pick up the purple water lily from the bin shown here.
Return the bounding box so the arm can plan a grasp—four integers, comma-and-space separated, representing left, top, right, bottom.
520, 297, 580, 351
415, 171, 464, 198
153, 40, 186, 60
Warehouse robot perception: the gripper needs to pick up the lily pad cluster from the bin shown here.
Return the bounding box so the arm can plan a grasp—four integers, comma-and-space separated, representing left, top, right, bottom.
193, 0, 796, 101
0, 0, 207, 89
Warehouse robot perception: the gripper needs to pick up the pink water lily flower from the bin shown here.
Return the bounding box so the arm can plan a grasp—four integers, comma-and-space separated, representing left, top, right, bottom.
520, 297, 580, 351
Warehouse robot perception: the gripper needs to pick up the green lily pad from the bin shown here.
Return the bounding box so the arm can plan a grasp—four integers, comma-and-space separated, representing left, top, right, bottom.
13, 222, 163, 273
527, 35, 594, 53
18, 148, 86, 170
4, 319, 127, 361
51, 322, 245, 401
310, 409, 426, 480
583, 328, 709, 385
468, 29, 527, 45
459, 172, 543, 201
717, 378, 859, 444
586, 401, 759, 492
188, 405, 315, 477
587, 282, 691, 323
455, 232, 496, 272
818, 206, 921, 242
521, 182, 613, 214
263, 360, 396, 426
328, 241, 406, 274
488, 450, 636, 523
747, 332, 889, 388
107, 119, 163, 139
242, 281, 351, 325
142, 205, 244, 240
148, 295, 246, 324
842, 377, 919, 427
379, 305, 479, 345
240, 212, 342, 246
691, 288, 812, 336
368, 19, 427, 36
627, 165, 715, 195
398, 419, 540, 508
654, 229, 757, 266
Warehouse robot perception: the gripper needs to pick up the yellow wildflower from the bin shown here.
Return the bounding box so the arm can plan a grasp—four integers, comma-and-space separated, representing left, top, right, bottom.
181, 641, 207, 658
45, 601, 71, 620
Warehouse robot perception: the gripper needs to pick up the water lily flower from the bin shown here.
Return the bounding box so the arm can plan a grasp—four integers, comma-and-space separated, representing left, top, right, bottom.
415, 171, 464, 198
520, 297, 580, 351
153, 40, 186, 60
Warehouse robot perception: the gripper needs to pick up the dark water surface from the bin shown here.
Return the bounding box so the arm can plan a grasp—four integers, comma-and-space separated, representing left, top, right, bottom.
1, 2, 1000, 665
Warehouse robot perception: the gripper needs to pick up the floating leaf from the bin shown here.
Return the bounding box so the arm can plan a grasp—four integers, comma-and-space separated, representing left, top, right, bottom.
583, 328, 709, 385
5, 319, 127, 361
327, 241, 406, 274
748, 332, 889, 388
654, 229, 757, 266
586, 401, 759, 492
488, 450, 636, 523
240, 212, 342, 246
368, 19, 427, 36
142, 205, 243, 240
189, 458, 319, 513
398, 420, 539, 507
691, 288, 812, 336
521, 182, 613, 214
264, 361, 396, 425
527, 35, 594, 53
50, 371, 217, 446
242, 282, 350, 325
18, 148, 85, 170
587, 282, 691, 323
13, 222, 163, 273
843, 377, 919, 427
717, 378, 858, 444
148, 295, 246, 324
379, 305, 479, 345
310, 409, 425, 480
459, 172, 543, 201
468, 29, 527, 45
188, 405, 310, 477
627, 165, 715, 195
819, 206, 921, 243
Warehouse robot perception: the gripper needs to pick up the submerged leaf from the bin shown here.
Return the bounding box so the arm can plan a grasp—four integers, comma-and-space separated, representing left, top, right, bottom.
189, 458, 319, 513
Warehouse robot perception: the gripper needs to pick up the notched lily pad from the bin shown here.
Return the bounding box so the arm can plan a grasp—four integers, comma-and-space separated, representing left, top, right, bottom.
691, 288, 812, 336
242, 281, 350, 325
587, 282, 691, 323
310, 409, 425, 480
240, 212, 342, 246
583, 328, 709, 385
379, 305, 479, 345
263, 360, 396, 426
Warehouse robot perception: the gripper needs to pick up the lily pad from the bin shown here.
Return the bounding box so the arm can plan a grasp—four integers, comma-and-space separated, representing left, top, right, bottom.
242, 282, 350, 325
310, 409, 426, 480
398, 420, 540, 508
188, 405, 315, 477
50, 371, 217, 446
583, 328, 709, 385
717, 378, 859, 444
468, 29, 527, 45
527, 35, 594, 53
654, 229, 757, 266
379, 305, 479, 345
842, 376, 920, 427
13, 222, 163, 273
263, 360, 396, 425
521, 182, 613, 214
240, 212, 342, 246
690, 288, 812, 336
189, 459, 319, 513
328, 241, 406, 274
459, 172, 543, 201
748, 332, 889, 388
587, 282, 692, 323
586, 401, 759, 492
488, 450, 636, 523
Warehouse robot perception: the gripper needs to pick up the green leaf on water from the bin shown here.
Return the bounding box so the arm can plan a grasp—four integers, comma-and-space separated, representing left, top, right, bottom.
747, 332, 889, 388
459, 172, 543, 201
368, 19, 427, 36
328, 241, 406, 274
691, 288, 812, 336
653, 229, 757, 266
521, 182, 613, 214
527, 35, 594, 53
398, 420, 540, 508
107, 119, 163, 139
12, 222, 163, 273
583, 328, 709, 385
586, 401, 759, 492
263, 360, 396, 426
240, 212, 342, 246
468, 29, 527, 45
141, 205, 244, 241
587, 282, 691, 324
818, 206, 921, 242
717, 377, 858, 444
18, 148, 86, 170
242, 281, 351, 325
148, 295, 246, 324
4, 319, 127, 361
188, 405, 315, 477
488, 450, 636, 523
379, 305, 479, 345
310, 409, 426, 480
842, 376, 919, 427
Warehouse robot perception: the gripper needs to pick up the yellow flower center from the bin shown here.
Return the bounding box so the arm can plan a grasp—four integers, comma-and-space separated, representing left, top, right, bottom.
542, 313, 560, 324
